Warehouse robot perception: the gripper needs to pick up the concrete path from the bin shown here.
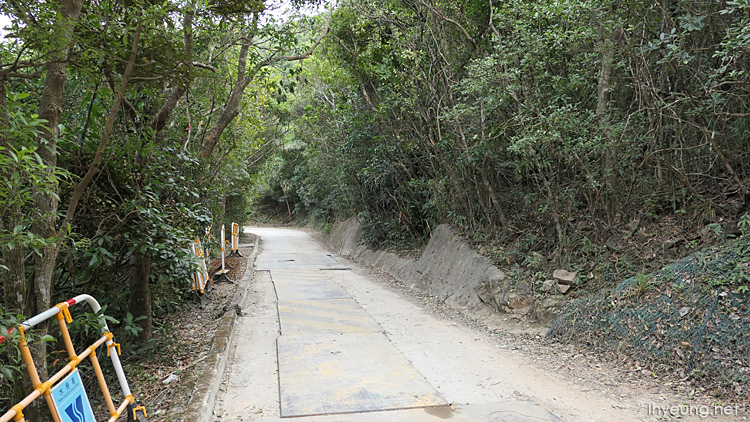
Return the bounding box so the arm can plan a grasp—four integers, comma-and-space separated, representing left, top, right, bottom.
213, 228, 576, 421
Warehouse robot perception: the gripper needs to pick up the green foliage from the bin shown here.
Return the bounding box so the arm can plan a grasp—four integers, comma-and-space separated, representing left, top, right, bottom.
552, 234, 750, 399
627, 272, 654, 298
248, 0, 750, 269
0, 1, 337, 410
65, 306, 119, 346
121, 313, 147, 339
739, 213, 750, 236
3, 0, 750, 405
0, 311, 23, 411
57, 142, 212, 320
0, 91, 61, 262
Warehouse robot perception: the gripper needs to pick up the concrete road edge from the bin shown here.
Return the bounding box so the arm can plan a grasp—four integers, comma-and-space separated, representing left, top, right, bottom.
181, 234, 261, 422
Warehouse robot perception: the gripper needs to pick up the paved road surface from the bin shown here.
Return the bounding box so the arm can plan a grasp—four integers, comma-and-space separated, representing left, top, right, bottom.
213, 227, 637, 422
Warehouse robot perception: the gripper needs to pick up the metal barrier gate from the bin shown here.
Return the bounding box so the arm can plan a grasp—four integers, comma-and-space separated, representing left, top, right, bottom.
0, 295, 148, 422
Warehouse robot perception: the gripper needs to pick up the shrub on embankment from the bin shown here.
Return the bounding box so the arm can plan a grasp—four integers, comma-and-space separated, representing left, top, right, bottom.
548, 234, 750, 400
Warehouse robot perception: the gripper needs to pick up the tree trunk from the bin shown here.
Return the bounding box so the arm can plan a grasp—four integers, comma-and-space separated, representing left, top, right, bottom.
2, 212, 27, 315
479, 154, 508, 227
198, 21, 328, 160
128, 253, 152, 346
431, 138, 471, 222
199, 35, 252, 160
61, 22, 141, 231
153, 10, 194, 140
200, 87, 244, 159
703, 127, 749, 201
596, 32, 619, 222
1, 82, 27, 316
2, 214, 26, 314
27, 4, 83, 419
0, 79, 6, 141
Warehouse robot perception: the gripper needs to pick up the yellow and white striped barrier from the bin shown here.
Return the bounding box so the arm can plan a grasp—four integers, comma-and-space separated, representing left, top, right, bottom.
213, 224, 234, 284
191, 237, 212, 306
228, 223, 242, 257
0, 295, 148, 422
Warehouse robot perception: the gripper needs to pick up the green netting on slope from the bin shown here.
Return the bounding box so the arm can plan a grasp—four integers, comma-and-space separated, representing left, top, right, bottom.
548, 235, 750, 399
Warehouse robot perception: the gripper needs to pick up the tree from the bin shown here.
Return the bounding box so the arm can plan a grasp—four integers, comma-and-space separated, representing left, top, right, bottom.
2, 4, 85, 412
199, 13, 330, 160
257, 0, 750, 266
1, 0, 332, 367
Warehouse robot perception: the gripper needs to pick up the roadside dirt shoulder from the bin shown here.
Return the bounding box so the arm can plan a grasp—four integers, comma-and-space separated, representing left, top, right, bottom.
124, 241, 255, 422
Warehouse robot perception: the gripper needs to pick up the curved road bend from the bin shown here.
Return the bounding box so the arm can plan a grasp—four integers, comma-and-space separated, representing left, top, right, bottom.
212, 227, 636, 422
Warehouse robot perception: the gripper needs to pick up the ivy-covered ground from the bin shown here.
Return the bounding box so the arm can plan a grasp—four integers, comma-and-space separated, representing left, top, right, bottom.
549, 234, 750, 401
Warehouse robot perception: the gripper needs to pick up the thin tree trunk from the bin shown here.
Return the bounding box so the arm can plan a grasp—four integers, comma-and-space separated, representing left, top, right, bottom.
703, 127, 749, 201
61, 22, 142, 231
479, 154, 508, 226
428, 133, 470, 219
153, 10, 194, 140
596, 31, 619, 221
0, 81, 26, 316
28, 4, 84, 420
333, 32, 377, 111
200, 39, 252, 160
0, 79, 6, 144
199, 21, 329, 160
128, 253, 152, 345
535, 158, 566, 249
2, 210, 26, 315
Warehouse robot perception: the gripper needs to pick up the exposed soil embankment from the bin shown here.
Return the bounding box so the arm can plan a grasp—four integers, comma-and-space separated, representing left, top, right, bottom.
328, 217, 505, 308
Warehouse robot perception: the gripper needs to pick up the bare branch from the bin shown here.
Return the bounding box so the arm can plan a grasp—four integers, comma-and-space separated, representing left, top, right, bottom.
260, 23, 330, 68
200, 17, 331, 160
192, 62, 216, 72
61, 21, 142, 232
0, 70, 43, 79
488, 0, 499, 38
419, 0, 476, 49
332, 31, 376, 111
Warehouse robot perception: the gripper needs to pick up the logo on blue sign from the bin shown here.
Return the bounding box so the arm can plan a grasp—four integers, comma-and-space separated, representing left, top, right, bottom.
50, 370, 95, 422
64, 395, 86, 422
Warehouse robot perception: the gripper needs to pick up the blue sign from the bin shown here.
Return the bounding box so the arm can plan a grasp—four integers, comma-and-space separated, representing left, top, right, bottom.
50, 369, 96, 422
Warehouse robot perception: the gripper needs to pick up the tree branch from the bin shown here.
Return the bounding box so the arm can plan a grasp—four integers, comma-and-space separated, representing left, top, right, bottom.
61, 21, 142, 232
259, 23, 330, 68
192, 62, 216, 72
419, 0, 476, 49
488, 0, 499, 38
199, 18, 330, 160
105, 68, 140, 130
152, 9, 195, 139
332, 31, 376, 111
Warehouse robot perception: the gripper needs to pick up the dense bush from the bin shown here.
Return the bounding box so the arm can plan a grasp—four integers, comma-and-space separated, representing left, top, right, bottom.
258, 0, 750, 257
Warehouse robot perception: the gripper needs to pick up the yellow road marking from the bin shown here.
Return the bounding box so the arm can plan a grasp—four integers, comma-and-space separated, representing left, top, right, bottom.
279, 316, 375, 333
283, 300, 361, 312
278, 305, 375, 323
273, 270, 331, 279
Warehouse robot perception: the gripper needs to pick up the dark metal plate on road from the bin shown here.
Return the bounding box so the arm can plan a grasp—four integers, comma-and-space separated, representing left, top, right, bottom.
256, 253, 344, 270
271, 270, 352, 301
277, 333, 448, 418
278, 299, 384, 335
